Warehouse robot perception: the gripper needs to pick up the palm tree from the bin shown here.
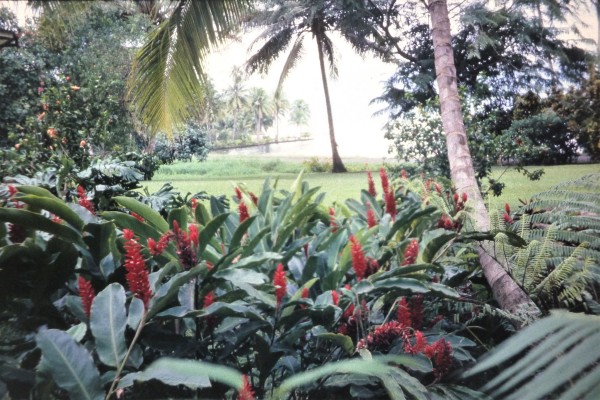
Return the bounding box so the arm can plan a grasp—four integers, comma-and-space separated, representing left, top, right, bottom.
272, 90, 289, 142
224, 67, 249, 141
427, 0, 541, 320
249, 87, 273, 139
246, 0, 347, 172
289, 99, 311, 128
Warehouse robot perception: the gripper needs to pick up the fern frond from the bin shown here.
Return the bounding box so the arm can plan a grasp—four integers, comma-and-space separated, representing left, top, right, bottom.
464, 311, 600, 400
532, 242, 588, 301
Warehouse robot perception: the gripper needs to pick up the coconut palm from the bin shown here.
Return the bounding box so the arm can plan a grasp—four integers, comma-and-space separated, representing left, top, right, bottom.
223, 67, 250, 141
272, 90, 289, 142
249, 87, 273, 139
246, 0, 348, 172
289, 99, 311, 128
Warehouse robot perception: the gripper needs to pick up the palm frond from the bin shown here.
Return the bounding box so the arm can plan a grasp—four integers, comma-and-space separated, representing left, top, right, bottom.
464, 311, 600, 400
276, 34, 305, 92
129, 0, 250, 137
319, 33, 338, 78
246, 27, 295, 75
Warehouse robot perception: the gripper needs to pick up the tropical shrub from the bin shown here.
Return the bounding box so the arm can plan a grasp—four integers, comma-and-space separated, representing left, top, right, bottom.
153, 123, 210, 165
0, 170, 504, 399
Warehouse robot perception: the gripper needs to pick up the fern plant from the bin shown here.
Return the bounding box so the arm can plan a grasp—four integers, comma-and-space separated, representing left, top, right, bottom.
494, 174, 600, 312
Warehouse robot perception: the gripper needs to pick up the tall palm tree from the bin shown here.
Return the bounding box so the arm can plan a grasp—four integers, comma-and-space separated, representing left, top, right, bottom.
249, 87, 273, 139
428, 0, 541, 321
273, 90, 289, 142
224, 67, 249, 141
289, 99, 311, 128
246, 0, 347, 172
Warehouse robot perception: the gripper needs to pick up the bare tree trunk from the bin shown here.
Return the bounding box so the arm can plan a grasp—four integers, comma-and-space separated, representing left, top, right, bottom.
428, 0, 540, 322
316, 37, 347, 173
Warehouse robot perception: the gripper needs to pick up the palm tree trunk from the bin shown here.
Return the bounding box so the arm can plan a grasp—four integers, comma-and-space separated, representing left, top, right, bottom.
428, 0, 540, 322
316, 37, 347, 173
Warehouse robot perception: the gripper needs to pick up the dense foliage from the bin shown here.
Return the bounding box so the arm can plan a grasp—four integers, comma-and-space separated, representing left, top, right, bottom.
0, 170, 522, 399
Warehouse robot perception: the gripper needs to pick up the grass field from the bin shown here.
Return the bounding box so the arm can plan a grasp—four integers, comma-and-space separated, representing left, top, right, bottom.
143, 156, 600, 208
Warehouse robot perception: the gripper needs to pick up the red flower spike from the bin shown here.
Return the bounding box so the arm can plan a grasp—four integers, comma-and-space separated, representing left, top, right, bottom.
237, 375, 255, 400
329, 207, 338, 232
191, 198, 198, 211
413, 330, 427, 353
367, 171, 377, 197
366, 202, 377, 228
203, 291, 215, 308
401, 169, 407, 179
189, 224, 199, 247
379, 167, 390, 195
411, 295, 424, 330
384, 189, 396, 221
397, 297, 412, 328
301, 288, 309, 299
131, 212, 144, 222
371, 320, 404, 349
172, 221, 197, 270
350, 236, 368, 281
331, 290, 339, 305
503, 212, 514, 224
235, 187, 243, 201
402, 239, 419, 266
78, 276, 95, 318
123, 232, 152, 309
8, 185, 18, 197
505, 203, 511, 214
77, 185, 95, 215
249, 192, 259, 206
434, 182, 442, 194
344, 284, 351, 290
239, 202, 249, 224
206, 261, 214, 271
52, 214, 62, 224
453, 193, 459, 203
425, 339, 453, 378
462, 192, 468, 203
273, 263, 287, 308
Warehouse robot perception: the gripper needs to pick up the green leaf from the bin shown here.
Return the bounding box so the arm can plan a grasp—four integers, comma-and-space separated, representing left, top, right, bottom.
198, 212, 230, 258
316, 333, 355, 355
229, 215, 257, 251
147, 266, 204, 319
232, 252, 283, 270
36, 329, 103, 400
419, 229, 457, 263
118, 357, 243, 390
128, 298, 145, 330
16, 194, 84, 231
113, 196, 169, 232
90, 283, 128, 368
0, 208, 82, 243
83, 222, 120, 279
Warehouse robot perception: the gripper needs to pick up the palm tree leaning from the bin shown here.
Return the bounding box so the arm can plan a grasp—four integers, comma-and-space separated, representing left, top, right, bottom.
246, 0, 347, 172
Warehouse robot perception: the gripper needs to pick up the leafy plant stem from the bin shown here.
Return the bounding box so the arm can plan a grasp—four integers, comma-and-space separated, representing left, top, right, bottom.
105, 311, 147, 400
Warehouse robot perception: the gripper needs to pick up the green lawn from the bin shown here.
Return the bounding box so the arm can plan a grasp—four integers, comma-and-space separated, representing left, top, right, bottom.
143, 156, 600, 208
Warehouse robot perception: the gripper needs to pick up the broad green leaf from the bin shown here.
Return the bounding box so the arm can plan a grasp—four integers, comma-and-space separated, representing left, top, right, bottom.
101, 211, 163, 242
36, 329, 103, 400
128, 297, 145, 330
90, 283, 127, 368
316, 333, 355, 355
215, 268, 268, 285
419, 229, 457, 263
373, 277, 430, 293
147, 266, 204, 319
0, 208, 82, 243
281, 278, 319, 318
167, 206, 188, 230
66, 323, 87, 343
229, 215, 257, 251
232, 252, 283, 270
113, 196, 169, 232
198, 212, 230, 258
16, 194, 84, 231
118, 357, 243, 390
83, 221, 120, 278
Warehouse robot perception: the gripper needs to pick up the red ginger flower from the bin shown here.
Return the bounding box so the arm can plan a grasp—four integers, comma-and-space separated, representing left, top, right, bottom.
397, 297, 412, 327
239, 202, 249, 224
235, 187, 243, 201
366, 202, 377, 228
402, 239, 419, 266
331, 290, 339, 305
329, 207, 337, 232
8, 185, 18, 197
403, 330, 427, 355
411, 295, 424, 330
371, 320, 404, 349
249, 192, 259, 206
379, 167, 390, 195
123, 229, 152, 309
237, 375, 255, 400
189, 224, 199, 247
301, 287, 309, 299
191, 198, 198, 211
401, 169, 407, 179
504, 203, 511, 214
433, 182, 442, 194
350, 236, 368, 281
462, 192, 468, 203
78, 276, 95, 318
203, 291, 215, 308
384, 189, 396, 221
172, 221, 197, 270
424, 339, 453, 379
77, 185, 95, 215
503, 212, 514, 224
274, 263, 287, 308
367, 171, 377, 197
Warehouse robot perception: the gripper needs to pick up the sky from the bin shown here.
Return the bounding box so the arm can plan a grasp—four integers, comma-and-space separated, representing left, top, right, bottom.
2, 0, 598, 161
